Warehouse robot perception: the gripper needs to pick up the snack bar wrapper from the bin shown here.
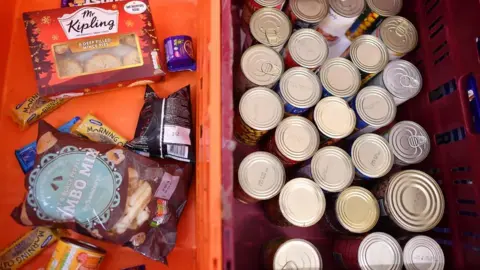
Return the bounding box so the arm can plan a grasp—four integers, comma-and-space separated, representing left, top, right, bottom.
11, 121, 194, 264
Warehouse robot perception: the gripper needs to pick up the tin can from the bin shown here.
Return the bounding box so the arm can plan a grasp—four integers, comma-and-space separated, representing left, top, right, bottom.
382, 121, 430, 166
296, 146, 355, 192
371, 170, 445, 233
235, 151, 286, 204
266, 116, 320, 166
242, 0, 286, 28
343, 35, 390, 84
367, 59, 422, 105
346, 0, 403, 40
403, 236, 445, 270
348, 86, 397, 140
249, 8, 292, 52
47, 237, 106, 270
316, 0, 365, 45
319, 57, 361, 100
264, 177, 326, 227
234, 87, 284, 145
350, 133, 394, 179
373, 16, 418, 60
312, 97, 356, 144
263, 238, 323, 270
284, 29, 329, 69
286, 0, 329, 30
277, 67, 322, 115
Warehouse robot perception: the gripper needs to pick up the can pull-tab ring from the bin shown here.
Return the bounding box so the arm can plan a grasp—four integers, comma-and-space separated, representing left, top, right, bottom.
262, 27, 279, 45
408, 135, 427, 156
281, 260, 299, 269
255, 62, 281, 77
399, 74, 420, 90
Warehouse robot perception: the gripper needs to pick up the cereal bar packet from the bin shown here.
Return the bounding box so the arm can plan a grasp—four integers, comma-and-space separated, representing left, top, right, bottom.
11, 121, 193, 264
12, 93, 69, 129
73, 114, 128, 146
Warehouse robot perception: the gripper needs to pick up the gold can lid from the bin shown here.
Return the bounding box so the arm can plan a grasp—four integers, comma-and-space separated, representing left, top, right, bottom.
366, 0, 403, 17
378, 16, 418, 54
352, 133, 394, 178
355, 86, 397, 127
386, 170, 445, 232
241, 44, 284, 86
382, 60, 422, 100
349, 35, 389, 74
287, 29, 329, 69
289, 0, 329, 23
320, 57, 361, 98
274, 239, 323, 270
336, 186, 380, 233
311, 146, 355, 192
329, 0, 365, 18
239, 87, 284, 131
280, 178, 326, 227
313, 97, 356, 139
250, 8, 292, 48
280, 67, 322, 109
387, 121, 430, 165
255, 0, 286, 7
275, 116, 320, 162
403, 236, 445, 270
358, 232, 403, 270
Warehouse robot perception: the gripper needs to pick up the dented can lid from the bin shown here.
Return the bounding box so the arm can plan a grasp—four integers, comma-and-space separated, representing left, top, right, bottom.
241, 44, 284, 86
313, 97, 356, 139
329, 0, 365, 18
287, 29, 329, 69
403, 235, 445, 270
280, 67, 322, 109
387, 121, 430, 165
239, 87, 284, 131
366, 0, 403, 17
274, 239, 323, 270
386, 170, 445, 232
320, 57, 361, 98
238, 151, 286, 200
355, 86, 397, 127
358, 232, 403, 270
382, 60, 422, 100
289, 0, 329, 23
336, 186, 380, 233
250, 8, 292, 48
349, 35, 389, 74
279, 178, 326, 227
255, 0, 286, 7
311, 146, 355, 192
378, 16, 418, 54
352, 133, 394, 178
275, 116, 320, 162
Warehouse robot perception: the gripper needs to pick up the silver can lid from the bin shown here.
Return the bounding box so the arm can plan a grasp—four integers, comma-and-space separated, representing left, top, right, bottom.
403, 236, 445, 270
355, 86, 397, 127
352, 133, 394, 178
382, 60, 422, 100
287, 29, 329, 69
239, 87, 284, 131
279, 178, 326, 227
280, 67, 322, 109
274, 239, 323, 270
238, 152, 286, 200
329, 0, 365, 18
250, 8, 292, 48
313, 97, 356, 139
255, 0, 286, 7
386, 170, 445, 232
311, 146, 355, 192
378, 16, 418, 54
320, 57, 361, 98
289, 0, 329, 23
336, 186, 380, 233
349, 35, 389, 74
358, 232, 403, 270
275, 116, 320, 161
366, 0, 403, 17
241, 44, 284, 86
387, 121, 430, 165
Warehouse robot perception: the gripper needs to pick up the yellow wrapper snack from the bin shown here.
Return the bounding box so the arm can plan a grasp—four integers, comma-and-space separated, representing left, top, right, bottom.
12, 93, 69, 129
74, 114, 128, 146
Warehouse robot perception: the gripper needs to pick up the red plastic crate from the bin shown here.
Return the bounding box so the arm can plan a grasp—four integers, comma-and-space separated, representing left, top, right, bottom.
221, 0, 480, 269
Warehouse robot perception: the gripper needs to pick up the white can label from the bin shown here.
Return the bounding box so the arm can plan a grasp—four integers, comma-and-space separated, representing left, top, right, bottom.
317, 9, 357, 46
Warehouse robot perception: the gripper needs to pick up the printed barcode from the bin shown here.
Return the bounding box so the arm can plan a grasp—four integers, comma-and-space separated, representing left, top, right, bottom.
167, 145, 189, 158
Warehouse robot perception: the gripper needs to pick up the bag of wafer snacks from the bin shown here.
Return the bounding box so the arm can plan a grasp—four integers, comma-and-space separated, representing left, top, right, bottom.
11, 121, 193, 264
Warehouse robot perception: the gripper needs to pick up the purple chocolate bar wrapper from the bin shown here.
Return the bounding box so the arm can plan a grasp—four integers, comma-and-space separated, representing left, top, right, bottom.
61, 0, 122, 8
164, 35, 197, 72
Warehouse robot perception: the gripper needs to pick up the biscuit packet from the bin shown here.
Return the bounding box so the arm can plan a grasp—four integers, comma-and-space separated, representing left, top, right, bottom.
12, 93, 69, 129
11, 121, 194, 264
73, 114, 128, 146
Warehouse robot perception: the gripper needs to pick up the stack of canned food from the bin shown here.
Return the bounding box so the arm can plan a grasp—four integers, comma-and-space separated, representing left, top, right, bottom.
235, 0, 444, 269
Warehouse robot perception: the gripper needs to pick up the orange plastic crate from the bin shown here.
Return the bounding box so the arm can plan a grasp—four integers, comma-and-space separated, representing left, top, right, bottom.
0, 0, 221, 269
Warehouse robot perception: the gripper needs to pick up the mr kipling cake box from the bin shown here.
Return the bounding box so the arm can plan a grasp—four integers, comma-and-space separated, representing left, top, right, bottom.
23, 0, 165, 98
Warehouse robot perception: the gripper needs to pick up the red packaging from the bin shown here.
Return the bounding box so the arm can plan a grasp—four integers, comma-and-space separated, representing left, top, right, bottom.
24, 0, 165, 98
